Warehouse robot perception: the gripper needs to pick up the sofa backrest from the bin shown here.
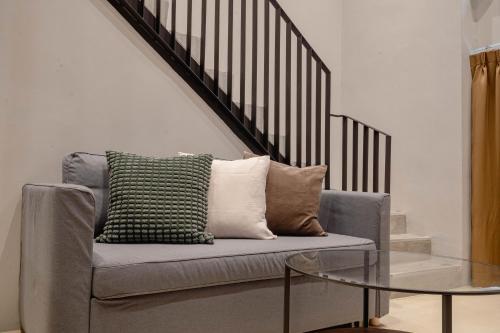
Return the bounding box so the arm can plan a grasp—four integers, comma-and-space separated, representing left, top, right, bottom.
62, 152, 109, 236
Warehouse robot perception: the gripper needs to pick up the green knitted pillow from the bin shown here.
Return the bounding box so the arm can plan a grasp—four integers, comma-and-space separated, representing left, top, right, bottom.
96, 151, 214, 244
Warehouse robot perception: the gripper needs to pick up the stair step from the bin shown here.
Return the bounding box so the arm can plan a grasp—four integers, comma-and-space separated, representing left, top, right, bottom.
390, 212, 407, 235
234, 102, 265, 112
390, 255, 465, 298
390, 233, 431, 254
175, 33, 202, 62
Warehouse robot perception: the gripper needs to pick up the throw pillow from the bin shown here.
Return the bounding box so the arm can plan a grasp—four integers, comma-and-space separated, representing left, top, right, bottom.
206, 156, 276, 239
243, 152, 327, 236
96, 151, 214, 244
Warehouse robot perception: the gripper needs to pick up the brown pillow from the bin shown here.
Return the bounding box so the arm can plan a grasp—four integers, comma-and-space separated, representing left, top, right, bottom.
243, 152, 327, 236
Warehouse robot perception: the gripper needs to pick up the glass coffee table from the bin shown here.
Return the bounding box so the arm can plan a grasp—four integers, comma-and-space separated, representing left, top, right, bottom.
284, 249, 500, 333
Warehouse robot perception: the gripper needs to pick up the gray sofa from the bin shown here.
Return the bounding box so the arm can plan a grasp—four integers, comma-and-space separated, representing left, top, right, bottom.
20, 152, 390, 333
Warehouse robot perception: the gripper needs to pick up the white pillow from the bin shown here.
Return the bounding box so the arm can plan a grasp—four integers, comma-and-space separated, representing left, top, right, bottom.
207, 156, 276, 239
177, 153, 276, 239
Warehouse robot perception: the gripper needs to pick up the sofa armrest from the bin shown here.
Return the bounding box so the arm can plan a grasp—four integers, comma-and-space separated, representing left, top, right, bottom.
20, 184, 95, 333
319, 190, 390, 251
319, 190, 391, 317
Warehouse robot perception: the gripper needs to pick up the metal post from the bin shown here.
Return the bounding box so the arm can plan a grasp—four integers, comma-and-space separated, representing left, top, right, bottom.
363, 288, 369, 328
284, 265, 291, 333
442, 295, 452, 333
363, 251, 370, 328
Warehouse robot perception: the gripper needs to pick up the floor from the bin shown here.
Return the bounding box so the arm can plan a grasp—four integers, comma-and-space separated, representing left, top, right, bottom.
4, 294, 500, 333
378, 294, 500, 333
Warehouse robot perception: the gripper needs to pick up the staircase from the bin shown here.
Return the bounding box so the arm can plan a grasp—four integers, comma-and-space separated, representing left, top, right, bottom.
106, 0, 392, 192
389, 212, 465, 298
390, 212, 431, 254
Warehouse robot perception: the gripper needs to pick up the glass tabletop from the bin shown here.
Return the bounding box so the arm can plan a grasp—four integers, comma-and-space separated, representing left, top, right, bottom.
285, 249, 500, 295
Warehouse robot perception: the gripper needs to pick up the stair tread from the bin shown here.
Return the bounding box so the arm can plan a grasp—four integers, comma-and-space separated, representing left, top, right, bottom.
176, 32, 202, 40
390, 258, 463, 276
234, 102, 265, 109
389, 257, 465, 298
390, 233, 431, 242
390, 212, 407, 235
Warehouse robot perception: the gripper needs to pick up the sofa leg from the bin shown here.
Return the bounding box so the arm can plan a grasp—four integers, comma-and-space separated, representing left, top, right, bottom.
370, 317, 382, 327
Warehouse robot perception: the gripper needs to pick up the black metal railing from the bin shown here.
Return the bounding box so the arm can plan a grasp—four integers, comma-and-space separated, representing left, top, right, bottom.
331, 114, 391, 193
107, 0, 391, 193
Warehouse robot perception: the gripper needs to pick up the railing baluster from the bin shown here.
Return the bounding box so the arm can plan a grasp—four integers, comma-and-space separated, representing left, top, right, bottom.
170, 0, 176, 49
305, 48, 312, 166
240, 0, 246, 122
324, 71, 331, 189
227, 0, 233, 108
373, 131, 379, 192
352, 121, 359, 191
186, 0, 192, 65
315, 61, 322, 165
296, 36, 303, 167
251, 0, 258, 133
263, 0, 270, 145
285, 21, 291, 164
214, 0, 220, 94
385, 136, 391, 193
362, 125, 369, 192
155, 0, 161, 33
138, 0, 145, 17
199, 0, 207, 79
274, 7, 281, 161
342, 117, 348, 191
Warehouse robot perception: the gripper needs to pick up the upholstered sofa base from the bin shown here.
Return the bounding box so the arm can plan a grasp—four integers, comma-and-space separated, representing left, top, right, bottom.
90, 277, 380, 333
21, 153, 391, 333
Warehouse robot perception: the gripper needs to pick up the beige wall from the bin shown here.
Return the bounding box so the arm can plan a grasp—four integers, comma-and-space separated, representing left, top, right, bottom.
341, 1, 468, 257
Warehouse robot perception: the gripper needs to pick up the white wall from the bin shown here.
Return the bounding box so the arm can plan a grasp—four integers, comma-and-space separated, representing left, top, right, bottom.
0, 0, 250, 330
341, 0, 468, 257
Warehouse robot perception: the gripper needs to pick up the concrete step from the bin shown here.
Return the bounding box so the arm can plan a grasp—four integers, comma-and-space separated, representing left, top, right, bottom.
390, 233, 431, 254
175, 33, 202, 62
205, 69, 229, 92
390, 255, 465, 298
390, 212, 407, 235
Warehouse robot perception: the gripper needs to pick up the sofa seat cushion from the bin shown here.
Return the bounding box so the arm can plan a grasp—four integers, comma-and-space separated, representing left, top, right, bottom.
92, 233, 375, 299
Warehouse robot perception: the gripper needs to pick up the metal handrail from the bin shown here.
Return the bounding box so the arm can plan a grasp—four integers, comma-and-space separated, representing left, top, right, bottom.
330, 113, 392, 193
330, 114, 391, 137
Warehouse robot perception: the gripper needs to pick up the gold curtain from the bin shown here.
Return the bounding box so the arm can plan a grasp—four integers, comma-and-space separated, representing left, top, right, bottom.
469, 50, 500, 286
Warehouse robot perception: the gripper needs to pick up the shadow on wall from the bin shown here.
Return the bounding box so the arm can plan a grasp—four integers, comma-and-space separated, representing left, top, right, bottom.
0, 201, 22, 331
470, 0, 494, 21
